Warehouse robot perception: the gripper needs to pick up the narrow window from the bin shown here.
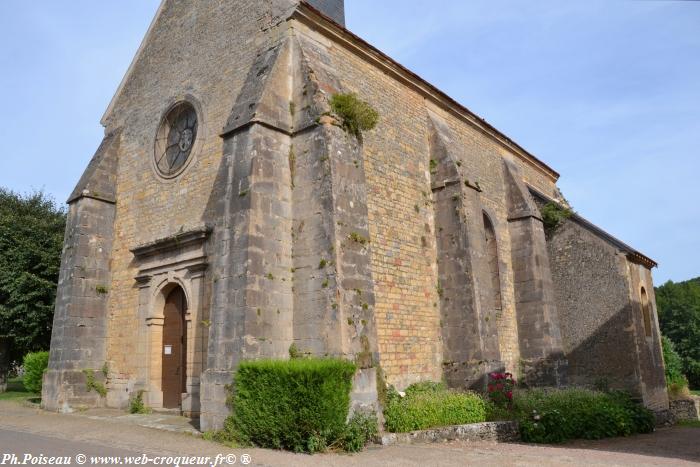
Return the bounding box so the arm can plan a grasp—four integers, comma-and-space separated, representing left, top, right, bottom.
483, 213, 502, 311
641, 287, 652, 337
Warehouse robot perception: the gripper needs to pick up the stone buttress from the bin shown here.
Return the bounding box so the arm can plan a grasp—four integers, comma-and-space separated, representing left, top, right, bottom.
42, 130, 120, 411
200, 28, 380, 430
427, 111, 504, 390
503, 160, 567, 386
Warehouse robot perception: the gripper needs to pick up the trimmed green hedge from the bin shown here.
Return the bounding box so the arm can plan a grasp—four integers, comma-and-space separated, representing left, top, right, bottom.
221, 358, 363, 453
22, 351, 49, 393
384, 382, 487, 433
513, 388, 655, 443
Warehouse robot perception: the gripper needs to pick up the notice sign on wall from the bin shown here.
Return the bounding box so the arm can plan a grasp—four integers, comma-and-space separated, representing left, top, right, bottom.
164, 345, 172, 355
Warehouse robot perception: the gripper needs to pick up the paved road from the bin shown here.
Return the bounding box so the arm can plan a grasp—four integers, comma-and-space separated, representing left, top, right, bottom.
0, 429, 147, 463
1, 400, 699, 466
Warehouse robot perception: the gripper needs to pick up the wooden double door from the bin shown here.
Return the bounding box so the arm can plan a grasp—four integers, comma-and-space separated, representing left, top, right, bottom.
162, 287, 187, 409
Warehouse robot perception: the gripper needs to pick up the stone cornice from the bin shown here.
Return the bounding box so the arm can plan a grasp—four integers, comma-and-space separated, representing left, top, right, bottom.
291, 3, 560, 183
130, 225, 212, 259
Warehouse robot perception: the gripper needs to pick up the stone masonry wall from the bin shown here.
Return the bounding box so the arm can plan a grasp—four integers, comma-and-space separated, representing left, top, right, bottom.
626, 262, 668, 410
101, 0, 294, 395
49, 0, 666, 423
96, 0, 560, 396
42, 196, 114, 410
42, 128, 120, 411
544, 215, 666, 405
292, 19, 560, 386
295, 28, 442, 388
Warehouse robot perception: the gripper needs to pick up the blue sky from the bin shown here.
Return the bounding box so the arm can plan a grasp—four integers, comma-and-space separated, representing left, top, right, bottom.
0, 1, 697, 284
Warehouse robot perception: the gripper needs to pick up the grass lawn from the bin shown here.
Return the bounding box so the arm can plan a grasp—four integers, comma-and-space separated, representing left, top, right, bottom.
677, 419, 700, 428
690, 390, 700, 397
0, 376, 40, 402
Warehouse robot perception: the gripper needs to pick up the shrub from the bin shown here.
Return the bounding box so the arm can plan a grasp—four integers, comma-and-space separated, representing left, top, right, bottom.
221, 358, 357, 453
685, 359, 700, 391
329, 93, 379, 138
22, 351, 49, 393
540, 202, 572, 236
403, 380, 447, 396
384, 382, 487, 433
513, 388, 654, 443
129, 390, 151, 414
336, 412, 378, 453
662, 335, 689, 398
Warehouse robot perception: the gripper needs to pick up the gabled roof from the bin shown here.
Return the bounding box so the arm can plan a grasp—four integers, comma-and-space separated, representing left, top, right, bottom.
101, 1, 560, 183
100, 0, 167, 126
294, 2, 560, 182
528, 186, 658, 270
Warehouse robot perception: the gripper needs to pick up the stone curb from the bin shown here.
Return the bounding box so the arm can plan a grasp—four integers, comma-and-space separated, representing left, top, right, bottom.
379, 421, 520, 446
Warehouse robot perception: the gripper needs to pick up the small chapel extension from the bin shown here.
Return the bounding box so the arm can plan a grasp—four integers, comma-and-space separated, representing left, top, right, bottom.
42, 0, 668, 430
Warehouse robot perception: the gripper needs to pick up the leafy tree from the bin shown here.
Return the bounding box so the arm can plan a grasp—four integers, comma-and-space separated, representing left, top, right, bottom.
662, 336, 686, 382
0, 188, 66, 369
661, 335, 689, 397
656, 278, 700, 388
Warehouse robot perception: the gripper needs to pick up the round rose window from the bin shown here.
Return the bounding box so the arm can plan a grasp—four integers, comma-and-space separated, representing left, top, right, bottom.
154, 102, 198, 177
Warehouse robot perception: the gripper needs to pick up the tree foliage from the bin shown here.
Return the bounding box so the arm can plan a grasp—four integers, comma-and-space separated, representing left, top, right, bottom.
656, 278, 700, 388
0, 188, 66, 365
662, 335, 689, 398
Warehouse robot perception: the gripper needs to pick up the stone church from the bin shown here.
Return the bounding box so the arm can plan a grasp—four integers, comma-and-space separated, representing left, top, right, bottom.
43, 0, 668, 430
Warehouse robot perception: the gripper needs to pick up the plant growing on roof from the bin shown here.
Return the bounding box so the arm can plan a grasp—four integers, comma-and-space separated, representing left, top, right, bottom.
540, 201, 573, 236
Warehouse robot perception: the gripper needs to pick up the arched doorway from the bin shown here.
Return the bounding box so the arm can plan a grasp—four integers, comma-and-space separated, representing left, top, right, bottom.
162, 286, 187, 408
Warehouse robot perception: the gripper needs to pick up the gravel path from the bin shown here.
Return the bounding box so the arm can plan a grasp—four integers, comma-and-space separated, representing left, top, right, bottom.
1, 400, 698, 466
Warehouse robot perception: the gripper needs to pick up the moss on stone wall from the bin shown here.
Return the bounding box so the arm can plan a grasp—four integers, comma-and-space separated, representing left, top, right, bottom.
329, 93, 378, 138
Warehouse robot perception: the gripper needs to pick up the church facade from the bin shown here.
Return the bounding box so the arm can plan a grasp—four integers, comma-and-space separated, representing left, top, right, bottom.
43, 0, 668, 430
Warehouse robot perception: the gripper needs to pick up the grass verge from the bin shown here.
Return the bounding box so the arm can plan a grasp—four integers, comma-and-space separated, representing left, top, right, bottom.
0, 377, 40, 402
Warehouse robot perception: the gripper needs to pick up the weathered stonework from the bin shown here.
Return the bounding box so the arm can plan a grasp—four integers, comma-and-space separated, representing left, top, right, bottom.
533, 189, 668, 410
380, 421, 520, 446
669, 397, 700, 422
44, 0, 668, 429
43, 130, 119, 412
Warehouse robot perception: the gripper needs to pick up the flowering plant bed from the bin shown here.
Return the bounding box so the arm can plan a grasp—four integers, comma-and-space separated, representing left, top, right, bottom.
487, 372, 516, 409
